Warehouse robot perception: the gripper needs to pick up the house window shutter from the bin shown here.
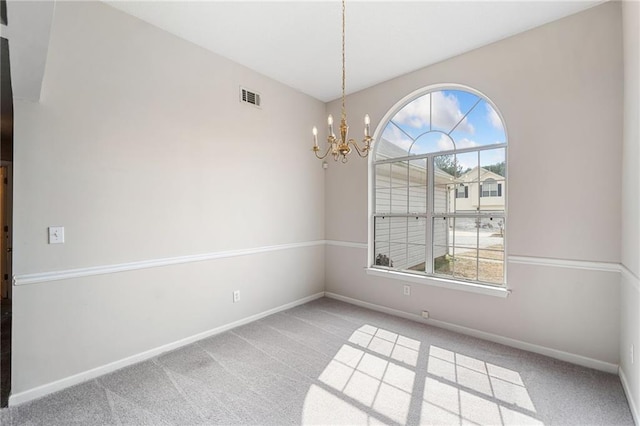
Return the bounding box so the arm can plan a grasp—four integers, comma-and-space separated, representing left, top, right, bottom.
498, 183, 502, 197
479, 184, 483, 197
464, 186, 468, 198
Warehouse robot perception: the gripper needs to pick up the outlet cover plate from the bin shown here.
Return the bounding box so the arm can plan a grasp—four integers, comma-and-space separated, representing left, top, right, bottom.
48, 226, 65, 244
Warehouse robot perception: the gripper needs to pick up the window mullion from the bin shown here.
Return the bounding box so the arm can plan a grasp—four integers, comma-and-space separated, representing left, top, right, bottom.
405, 161, 410, 271
426, 155, 434, 274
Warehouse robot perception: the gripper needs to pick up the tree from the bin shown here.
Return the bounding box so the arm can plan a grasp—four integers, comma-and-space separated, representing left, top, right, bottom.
434, 155, 462, 177
483, 161, 505, 177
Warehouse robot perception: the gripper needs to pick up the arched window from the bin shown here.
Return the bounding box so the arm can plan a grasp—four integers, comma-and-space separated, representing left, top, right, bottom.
371, 85, 507, 287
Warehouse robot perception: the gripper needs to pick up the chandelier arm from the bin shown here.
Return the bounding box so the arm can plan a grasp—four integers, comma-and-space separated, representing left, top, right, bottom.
348, 138, 372, 157
313, 144, 333, 160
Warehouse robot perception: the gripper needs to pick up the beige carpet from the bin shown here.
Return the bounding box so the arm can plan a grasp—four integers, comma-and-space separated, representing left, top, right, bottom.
0, 297, 634, 425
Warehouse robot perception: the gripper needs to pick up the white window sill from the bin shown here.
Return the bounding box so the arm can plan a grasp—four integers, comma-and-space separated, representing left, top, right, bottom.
365, 268, 511, 298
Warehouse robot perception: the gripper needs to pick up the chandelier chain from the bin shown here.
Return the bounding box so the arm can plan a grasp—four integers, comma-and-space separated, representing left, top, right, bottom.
310, 0, 371, 163
341, 0, 346, 122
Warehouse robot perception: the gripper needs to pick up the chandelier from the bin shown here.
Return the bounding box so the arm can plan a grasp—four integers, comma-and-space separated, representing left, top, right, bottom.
312, 0, 372, 163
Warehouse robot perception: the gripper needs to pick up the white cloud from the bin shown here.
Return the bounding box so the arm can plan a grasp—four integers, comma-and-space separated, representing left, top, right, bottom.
456, 138, 479, 149
436, 134, 455, 151
393, 92, 475, 134
381, 124, 413, 152
486, 104, 503, 131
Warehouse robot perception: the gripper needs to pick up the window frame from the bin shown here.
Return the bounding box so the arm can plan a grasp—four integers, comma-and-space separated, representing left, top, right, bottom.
368, 84, 509, 296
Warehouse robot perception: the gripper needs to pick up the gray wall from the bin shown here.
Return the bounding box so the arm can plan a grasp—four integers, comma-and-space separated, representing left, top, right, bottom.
620, 0, 640, 419
12, 1, 325, 396
325, 2, 623, 365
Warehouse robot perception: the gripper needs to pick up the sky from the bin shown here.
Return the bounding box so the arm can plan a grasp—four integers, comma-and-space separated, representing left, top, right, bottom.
379, 90, 506, 170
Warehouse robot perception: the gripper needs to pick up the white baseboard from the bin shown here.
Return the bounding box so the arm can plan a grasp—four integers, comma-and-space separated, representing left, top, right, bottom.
8, 291, 326, 406
324, 291, 619, 374
619, 366, 639, 425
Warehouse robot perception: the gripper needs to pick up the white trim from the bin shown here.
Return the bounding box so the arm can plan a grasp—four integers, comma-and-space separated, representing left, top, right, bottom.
365, 267, 510, 298
13, 240, 326, 286
8, 291, 326, 406
16, 240, 627, 287
509, 255, 620, 273
325, 240, 368, 249
621, 263, 640, 292
619, 366, 639, 425
327, 241, 625, 275
325, 292, 619, 374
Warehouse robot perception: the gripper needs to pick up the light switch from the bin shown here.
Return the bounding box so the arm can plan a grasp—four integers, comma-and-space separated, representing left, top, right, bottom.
48, 226, 65, 244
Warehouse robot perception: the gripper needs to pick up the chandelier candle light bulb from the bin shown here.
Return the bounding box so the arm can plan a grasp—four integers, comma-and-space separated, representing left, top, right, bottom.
311, 0, 373, 163
328, 114, 335, 138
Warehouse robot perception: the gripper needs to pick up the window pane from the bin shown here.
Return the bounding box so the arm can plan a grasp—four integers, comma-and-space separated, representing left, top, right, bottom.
389, 243, 407, 270
453, 248, 478, 281
450, 99, 506, 147
457, 152, 479, 179
478, 217, 505, 251
377, 122, 412, 161
374, 216, 390, 242
407, 217, 427, 244
433, 252, 453, 277
478, 217, 504, 284
407, 244, 426, 272
454, 217, 478, 249
390, 93, 430, 140
433, 184, 451, 214
374, 242, 391, 267
411, 132, 454, 155
479, 248, 504, 261
375, 163, 391, 188
454, 185, 474, 213
376, 188, 391, 214
434, 154, 458, 180
389, 217, 408, 242
409, 186, 427, 213
391, 161, 409, 187
391, 187, 408, 213
478, 258, 504, 284
409, 159, 427, 185
433, 217, 453, 277
480, 148, 506, 177
432, 90, 479, 134
480, 180, 505, 212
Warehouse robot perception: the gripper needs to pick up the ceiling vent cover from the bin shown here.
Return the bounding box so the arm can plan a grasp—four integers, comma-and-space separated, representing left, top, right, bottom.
240, 87, 261, 108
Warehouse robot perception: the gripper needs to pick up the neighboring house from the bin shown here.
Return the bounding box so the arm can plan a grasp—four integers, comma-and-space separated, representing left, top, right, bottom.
449, 167, 505, 213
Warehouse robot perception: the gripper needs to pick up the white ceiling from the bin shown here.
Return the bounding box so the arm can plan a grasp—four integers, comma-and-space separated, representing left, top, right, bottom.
104, 0, 604, 102
5, 1, 605, 103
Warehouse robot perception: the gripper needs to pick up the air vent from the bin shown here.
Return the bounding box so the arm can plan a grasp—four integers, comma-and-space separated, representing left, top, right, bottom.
240, 87, 261, 108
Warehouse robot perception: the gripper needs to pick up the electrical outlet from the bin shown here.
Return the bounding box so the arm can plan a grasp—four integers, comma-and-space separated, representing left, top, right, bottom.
403, 285, 410, 296
233, 290, 240, 303
421, 311, 429, 319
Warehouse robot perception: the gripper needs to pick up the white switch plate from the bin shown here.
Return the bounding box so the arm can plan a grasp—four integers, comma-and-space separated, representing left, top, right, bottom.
233, 290, 240, 303
48, 226, 65, 244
